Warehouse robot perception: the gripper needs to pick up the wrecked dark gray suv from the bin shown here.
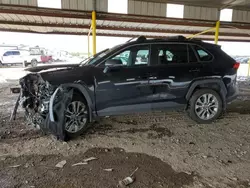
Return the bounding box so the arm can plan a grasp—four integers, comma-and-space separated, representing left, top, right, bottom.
19, 36, 239, 141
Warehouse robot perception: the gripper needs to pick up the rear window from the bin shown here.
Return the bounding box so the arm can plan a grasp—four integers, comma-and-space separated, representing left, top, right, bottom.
193, 45, 213, 61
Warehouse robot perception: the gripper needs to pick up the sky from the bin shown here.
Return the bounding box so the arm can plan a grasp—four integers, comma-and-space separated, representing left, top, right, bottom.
0, 0, 249, 56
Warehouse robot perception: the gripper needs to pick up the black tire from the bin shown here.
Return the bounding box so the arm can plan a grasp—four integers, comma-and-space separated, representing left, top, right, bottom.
31, 59, 38, 67
187, 89, 223, 124
64, 92, 89, 139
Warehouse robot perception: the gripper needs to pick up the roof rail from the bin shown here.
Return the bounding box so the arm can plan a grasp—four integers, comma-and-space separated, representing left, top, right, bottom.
165, 35, 186, 40
126, 36, 147, 43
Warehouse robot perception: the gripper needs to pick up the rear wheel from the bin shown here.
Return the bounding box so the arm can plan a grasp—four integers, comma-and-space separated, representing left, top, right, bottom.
187, 89, 223, 124
64, 93, 89, 138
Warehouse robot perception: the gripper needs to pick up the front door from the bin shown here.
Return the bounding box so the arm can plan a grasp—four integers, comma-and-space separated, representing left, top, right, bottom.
12, 51, 22, 64
95, 44, 152, 116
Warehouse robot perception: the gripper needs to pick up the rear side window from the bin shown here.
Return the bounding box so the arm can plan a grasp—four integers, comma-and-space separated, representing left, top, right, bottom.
193, 45, 213, 61
188, 45, 198, 63
155, 44, 188, 64
12, 51, 20, 55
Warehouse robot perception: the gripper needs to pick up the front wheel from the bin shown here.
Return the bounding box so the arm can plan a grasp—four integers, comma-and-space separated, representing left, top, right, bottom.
64, 93, 89, 138
187, 89, 223, 124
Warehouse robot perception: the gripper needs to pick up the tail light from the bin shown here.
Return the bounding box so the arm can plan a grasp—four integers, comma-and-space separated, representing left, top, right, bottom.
233, 62, 240, 69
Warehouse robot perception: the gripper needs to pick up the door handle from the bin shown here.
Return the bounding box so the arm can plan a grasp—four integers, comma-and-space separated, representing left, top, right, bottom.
138, 75, 148, 80
149, 76, 157, 80
189, 68, 200, 72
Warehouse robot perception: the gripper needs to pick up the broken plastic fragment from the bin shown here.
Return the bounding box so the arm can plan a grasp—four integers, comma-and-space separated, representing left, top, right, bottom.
119, 177, 135, 187
84, 157, 97, 162
72, 162, 88, 166
103, 168, 113, 172
118, 167, 138, 187
55, 160, 67, 168
9, 164, 21, 168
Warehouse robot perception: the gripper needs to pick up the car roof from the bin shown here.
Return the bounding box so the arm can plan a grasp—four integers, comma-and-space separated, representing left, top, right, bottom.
125, 35, 215, 47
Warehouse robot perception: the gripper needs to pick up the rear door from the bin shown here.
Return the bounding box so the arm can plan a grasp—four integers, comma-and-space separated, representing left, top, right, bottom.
189, 44, 214, 77
95, 44, 153, 116
12, 51, 22, 64
148, 43, 197, 110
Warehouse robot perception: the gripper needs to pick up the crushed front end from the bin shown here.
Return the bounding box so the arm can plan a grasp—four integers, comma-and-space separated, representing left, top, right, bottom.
20, 73, 55, 128
19, 73, 72, 140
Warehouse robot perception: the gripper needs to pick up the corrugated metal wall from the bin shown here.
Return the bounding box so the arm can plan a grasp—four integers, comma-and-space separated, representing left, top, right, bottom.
96, 0, 108, 12
61, 0, 108, 11
0, 0, 37, 6
232, 9, 250, 23
184, 5, 219, 21
128, 0, 166, 17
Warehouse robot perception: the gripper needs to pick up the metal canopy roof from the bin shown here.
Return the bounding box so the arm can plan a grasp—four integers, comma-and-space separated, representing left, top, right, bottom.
141, 0, 250, 10
0, 4, 250, 42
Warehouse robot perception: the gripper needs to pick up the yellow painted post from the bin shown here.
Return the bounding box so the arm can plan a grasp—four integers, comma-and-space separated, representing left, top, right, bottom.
214, 21, 220, 44
92, 11, 96, 55
87, 34, 90, 57
88, 26, 92, 57
248, 59, 250, 77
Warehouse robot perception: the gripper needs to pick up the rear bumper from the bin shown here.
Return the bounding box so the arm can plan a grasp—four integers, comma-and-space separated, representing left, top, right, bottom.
226, 84, 239, 103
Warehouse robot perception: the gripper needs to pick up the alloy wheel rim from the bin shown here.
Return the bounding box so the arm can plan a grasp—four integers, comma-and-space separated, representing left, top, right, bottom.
65, 101, 88, 133
195, 93, 219, 120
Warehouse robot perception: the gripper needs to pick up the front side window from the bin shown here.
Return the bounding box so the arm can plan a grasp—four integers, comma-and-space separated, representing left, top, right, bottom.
193, 45, 213, 61
106, 45, 149, 67
112, 50, 130, 65
156, 44, 188, 65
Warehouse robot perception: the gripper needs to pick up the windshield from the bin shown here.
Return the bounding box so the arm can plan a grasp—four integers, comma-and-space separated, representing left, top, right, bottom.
80, 44, 123, 66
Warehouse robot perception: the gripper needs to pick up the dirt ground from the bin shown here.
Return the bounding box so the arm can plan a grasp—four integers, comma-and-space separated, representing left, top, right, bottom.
0, 80, 250, 188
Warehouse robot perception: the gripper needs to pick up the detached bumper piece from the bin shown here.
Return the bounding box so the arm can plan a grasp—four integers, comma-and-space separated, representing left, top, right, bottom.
43, 88, 73, 141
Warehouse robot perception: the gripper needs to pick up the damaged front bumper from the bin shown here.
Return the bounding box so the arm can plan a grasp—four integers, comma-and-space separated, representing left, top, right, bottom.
18, 73, 73, 141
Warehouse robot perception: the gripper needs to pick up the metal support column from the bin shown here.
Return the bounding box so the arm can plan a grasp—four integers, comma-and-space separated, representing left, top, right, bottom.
215, 21, 220, 44
92, 11, 96, 55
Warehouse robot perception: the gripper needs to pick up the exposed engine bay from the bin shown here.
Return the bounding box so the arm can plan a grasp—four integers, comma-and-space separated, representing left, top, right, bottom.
19, 73, 74, 141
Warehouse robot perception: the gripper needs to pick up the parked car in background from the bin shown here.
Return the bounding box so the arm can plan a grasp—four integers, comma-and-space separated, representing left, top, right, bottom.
41, 55, 53, 63
19, 36, 239, 141
0, 49, 42, 67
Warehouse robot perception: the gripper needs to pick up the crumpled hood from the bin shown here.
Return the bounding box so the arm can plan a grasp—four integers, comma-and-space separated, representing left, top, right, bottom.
25, 64, 80, 73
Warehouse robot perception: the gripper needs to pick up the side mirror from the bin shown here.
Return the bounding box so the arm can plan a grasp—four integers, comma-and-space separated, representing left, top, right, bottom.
103, 65, 123, 74
105, 59, 123, 66
103, 59, 124, 74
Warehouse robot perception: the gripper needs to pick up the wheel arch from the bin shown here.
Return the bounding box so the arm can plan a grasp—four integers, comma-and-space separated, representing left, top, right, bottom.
60, 83, 94, 122
186, 79, 227, 110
